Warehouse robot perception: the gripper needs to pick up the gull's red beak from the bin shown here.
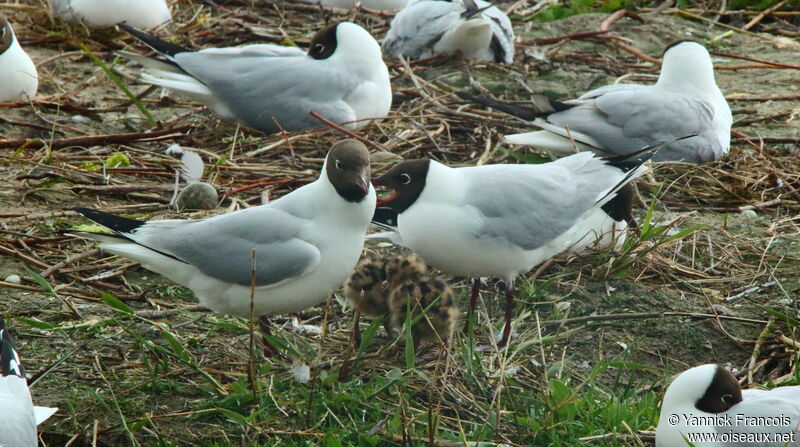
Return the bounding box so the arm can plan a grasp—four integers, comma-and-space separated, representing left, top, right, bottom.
355, 176, 369, 195
376, 191, 397, 207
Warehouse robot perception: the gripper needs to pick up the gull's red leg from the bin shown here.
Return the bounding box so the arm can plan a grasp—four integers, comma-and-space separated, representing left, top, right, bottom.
463, 278, 481, 331
497, 285, 514, 348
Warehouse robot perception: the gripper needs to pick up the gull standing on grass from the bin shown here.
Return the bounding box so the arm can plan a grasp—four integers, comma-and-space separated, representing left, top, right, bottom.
383, 0, 514, 64
461, 41, 731, 162
119, 22, 392, 134
71, 140, 376, 320
0, 15, 38, 102
50, 0, 171, 29
0, 319, 58, 447
657, 364, 800, 447
372, 143, 668, 347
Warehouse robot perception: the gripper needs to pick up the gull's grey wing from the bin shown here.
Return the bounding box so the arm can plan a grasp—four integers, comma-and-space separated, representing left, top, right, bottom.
197, 44, 306, 58
573, 83, 647, 100
479, 0, 514, 64
173, 52, 359, 133
135, 207, 321, 287
463, 153, 623, 250
549, 87, 723, 162
717, 393, 800, 446
383, 0, 463, 59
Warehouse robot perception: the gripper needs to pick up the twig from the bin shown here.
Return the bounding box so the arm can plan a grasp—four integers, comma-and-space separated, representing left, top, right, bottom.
40, 249, 101, 278
519, 30, 609, 46
710, 51, 800, 70
308, 111, 388, 152
724, 281, 777, 302
248, 248, 258, 399
743, 0, 789, 30
0, 126, 192, 150
776, 331, 800, 350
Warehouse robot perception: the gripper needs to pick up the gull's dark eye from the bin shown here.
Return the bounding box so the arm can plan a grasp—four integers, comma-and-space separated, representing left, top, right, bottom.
313, 43, 324, 54
721, 394, 734, 404
335, 159, 342, 170
399, 173, 411, 185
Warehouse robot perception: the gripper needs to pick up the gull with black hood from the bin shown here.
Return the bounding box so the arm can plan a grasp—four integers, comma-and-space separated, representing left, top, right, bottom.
461, 40, 731, 162
372, 142, 676, 346
119, 22, 391, 134
0, 15, 38, 102
0, 319, 58, 447
657, 364, 800, 446
71, 140, 376, 318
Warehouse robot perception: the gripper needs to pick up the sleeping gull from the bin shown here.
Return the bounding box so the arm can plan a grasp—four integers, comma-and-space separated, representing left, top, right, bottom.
461, 40, 731, 162
383, 0, 514, 64
71, 140, 376, 318
119, 22, 392, 134
0, 318, 58, 447
657, 364, 800, 447
50, 0, 171, 29
371, 142, 669, 346
0, 15, 38, 102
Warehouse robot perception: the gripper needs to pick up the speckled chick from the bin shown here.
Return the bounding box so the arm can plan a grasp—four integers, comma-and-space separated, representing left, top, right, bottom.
344, 252, 390, 318
384, 253, 427, 284
388, 269, 458, 348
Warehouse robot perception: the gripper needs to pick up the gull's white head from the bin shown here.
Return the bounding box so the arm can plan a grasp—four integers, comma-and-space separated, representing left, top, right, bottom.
308, 22, 383, 67
657, 40, 717, 91
661, 364, 743, 414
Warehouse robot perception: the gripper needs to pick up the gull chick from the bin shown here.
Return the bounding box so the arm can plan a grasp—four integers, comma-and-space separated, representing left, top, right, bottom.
344, 252, 392, 319
383, 0, 514, 64
386, 255, 458, 348
119, 22, 392, 134
0, 15, 38, 102
72, 140, 376, 318
462, 41, 731, 162
657, 364, 800, 447
50, 0, 171, 29
344, 253, 428, 335
0, 319, 58, 447
373, 145, 661, 347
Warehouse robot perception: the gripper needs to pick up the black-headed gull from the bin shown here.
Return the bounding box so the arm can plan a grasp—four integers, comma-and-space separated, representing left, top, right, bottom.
383, 0, 514, 64
0, 319, 58, 447
50, 0, 171, 29
0, 15, 38, 102
463, 41, 731, 162
72, 140, 376, 318
372, 146, 660, 346
119, 22, 392, 134
657, 364, 800, 447
371, 182, 635, 255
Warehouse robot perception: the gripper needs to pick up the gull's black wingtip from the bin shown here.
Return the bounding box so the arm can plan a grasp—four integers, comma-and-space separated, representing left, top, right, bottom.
456, 91, 562, 120
118, 22, 188, 58
371, 206, 399, 230
0, 318, 25, 378
605, 134, 699, 172
72, 207, 145, 235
